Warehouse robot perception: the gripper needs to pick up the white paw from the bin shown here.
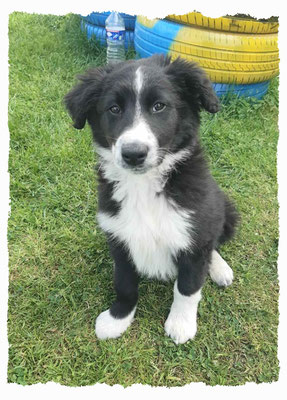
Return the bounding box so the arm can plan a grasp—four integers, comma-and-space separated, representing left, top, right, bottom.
164, 310, 197, 344
95, 308, 136, 340
209, 250, 234, 287
164, 283, 201, 345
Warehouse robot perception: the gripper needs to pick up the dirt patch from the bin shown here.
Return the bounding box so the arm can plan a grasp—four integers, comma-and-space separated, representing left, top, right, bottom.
225, 13, 278, 23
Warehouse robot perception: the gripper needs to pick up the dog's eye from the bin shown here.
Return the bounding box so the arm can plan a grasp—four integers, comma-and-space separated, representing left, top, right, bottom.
109, 105, 121, 114
152, 102, 166, 113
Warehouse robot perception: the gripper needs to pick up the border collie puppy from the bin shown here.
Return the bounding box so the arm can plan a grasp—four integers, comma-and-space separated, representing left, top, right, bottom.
65, 55, 238, 344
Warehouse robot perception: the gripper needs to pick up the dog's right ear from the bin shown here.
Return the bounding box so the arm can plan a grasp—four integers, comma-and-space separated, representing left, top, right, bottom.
64, 65, 114, 129
165, 57, 220, 114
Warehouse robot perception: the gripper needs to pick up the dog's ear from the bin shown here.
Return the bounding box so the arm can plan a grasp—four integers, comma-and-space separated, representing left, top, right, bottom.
64, 65, 115, 129
165, 57, 220, 113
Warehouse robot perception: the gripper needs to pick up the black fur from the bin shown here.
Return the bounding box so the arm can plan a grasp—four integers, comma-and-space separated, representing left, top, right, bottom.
65, 55, 239, 332
107, 238, 139, 319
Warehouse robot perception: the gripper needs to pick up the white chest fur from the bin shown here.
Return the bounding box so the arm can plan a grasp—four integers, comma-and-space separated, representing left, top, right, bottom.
97, 154, 194, 280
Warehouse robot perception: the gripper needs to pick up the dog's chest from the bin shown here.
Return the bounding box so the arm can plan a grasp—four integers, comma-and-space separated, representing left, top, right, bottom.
97, 175, 193, 280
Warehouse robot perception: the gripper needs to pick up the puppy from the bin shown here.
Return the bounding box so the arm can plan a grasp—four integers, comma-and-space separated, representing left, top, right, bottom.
65, 55, 238, 344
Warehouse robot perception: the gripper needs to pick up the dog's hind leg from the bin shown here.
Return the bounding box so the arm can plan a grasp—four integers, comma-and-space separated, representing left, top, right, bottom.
209, 250, 234, 287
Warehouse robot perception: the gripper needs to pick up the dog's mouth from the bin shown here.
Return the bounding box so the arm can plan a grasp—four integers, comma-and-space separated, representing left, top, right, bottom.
123, 165, 151, 174
118, 157, 157, 175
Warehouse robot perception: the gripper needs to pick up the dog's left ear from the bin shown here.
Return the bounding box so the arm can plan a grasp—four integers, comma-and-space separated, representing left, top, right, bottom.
165, 57, 220, 113
64, 64, 115, 129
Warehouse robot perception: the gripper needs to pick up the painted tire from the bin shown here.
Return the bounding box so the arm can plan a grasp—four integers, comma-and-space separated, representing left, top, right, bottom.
81, 20, 134, 49
134, 16, 279, 84
82, 12, 136, 31
212, 81, 270, 99
166, 12, 279, 34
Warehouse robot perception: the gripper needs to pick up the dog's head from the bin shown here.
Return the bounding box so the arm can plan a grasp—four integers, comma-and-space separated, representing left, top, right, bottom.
65, 55, 219, 174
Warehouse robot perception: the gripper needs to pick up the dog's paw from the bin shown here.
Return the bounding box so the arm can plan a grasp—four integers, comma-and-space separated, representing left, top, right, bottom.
95, 308, 136, 340
164, 310, 197, 345
209, 250, 234, 287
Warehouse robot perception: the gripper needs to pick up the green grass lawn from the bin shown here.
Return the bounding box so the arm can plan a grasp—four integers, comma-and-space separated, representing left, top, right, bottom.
8, 12, 279, 387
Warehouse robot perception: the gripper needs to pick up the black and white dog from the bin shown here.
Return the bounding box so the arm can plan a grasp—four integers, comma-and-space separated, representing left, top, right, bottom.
65, 55, 238, 344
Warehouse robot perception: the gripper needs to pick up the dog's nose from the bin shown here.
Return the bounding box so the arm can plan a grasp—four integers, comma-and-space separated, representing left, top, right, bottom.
121, 142, 148, 167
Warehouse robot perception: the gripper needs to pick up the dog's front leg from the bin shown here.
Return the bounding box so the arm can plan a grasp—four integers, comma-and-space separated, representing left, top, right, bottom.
95, 240, 139, 340
165, 248, 209, 344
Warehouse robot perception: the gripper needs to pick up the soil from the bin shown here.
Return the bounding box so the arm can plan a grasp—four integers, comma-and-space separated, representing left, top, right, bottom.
225, 13, 278, 23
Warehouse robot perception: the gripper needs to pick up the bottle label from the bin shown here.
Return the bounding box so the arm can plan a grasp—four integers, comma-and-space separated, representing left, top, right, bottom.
106, 29, 125, 41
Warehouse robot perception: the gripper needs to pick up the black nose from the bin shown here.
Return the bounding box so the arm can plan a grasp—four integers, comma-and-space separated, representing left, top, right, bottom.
121, 142, 148, 167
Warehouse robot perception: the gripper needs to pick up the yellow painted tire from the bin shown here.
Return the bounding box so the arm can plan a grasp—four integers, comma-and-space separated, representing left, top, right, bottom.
166, 12, 279, 34
135, 16, 279, 84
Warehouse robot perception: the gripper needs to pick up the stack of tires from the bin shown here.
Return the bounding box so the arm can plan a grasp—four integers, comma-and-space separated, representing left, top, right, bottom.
81, 12, 136, 49
134, 13, 279, 99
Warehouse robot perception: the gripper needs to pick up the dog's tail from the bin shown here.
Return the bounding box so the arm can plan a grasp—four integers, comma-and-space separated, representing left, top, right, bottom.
219, 195, 239, 245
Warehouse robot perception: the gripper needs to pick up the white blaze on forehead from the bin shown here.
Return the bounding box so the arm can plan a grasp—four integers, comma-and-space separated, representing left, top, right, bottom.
135, 66, 144, 95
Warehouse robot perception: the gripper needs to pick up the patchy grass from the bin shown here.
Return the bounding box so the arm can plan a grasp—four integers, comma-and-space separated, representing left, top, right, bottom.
8, 12, 279, 387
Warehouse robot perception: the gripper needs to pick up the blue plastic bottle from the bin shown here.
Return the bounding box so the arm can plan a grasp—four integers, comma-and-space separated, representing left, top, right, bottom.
105, 11, 126, 64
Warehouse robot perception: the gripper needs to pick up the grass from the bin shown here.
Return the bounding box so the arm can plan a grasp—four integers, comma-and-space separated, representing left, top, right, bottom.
8, 12, 279, 387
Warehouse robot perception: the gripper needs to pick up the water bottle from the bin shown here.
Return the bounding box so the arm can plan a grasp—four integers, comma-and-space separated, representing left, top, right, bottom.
105, 11, 126, 64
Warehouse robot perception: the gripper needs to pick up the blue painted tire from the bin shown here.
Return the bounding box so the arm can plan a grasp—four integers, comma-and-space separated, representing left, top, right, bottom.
81, 20, 134, 49
135, 31, 270, 99
82, 12, 136, 31
134, 17, 271, 99
134, 16, 278, 88
212, 81, 270, 100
